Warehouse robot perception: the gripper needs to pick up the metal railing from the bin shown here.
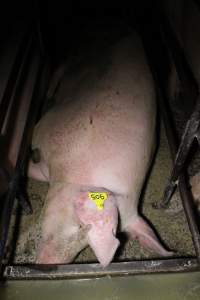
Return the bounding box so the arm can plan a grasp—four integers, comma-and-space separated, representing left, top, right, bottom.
0, 23, 48, 277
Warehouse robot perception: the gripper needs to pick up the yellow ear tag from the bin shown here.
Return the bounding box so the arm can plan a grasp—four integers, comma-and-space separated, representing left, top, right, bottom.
88, 192, 108, 210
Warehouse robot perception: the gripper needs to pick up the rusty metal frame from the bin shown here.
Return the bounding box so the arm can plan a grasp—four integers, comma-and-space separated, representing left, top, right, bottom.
1, 2, 200, 281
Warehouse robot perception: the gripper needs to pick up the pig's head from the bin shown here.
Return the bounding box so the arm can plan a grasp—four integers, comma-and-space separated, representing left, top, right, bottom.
36, 184, 119, 267
75, 189, 119, 267
36, 183, 91, 265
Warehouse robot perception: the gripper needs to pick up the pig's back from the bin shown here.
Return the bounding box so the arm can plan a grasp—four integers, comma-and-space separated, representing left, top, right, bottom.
33, 32, 156, 196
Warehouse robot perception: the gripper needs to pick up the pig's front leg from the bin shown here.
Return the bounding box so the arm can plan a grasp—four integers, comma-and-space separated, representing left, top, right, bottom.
125, 216, 173, 256
117, 194, 173, 256
36, 183, 90, 264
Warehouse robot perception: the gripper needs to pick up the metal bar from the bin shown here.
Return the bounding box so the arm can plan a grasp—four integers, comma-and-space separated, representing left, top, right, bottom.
139, 6, 200, 261
0, 33, 43, 275
156, 3, 199, 208
0, 32, 34, 197
159, 90, 200, 260
0, 31, 33, 131
154, 7, 200, 260
3, 258, 199, 280
179, 174, 200, 259
2, 35, 34, 167
160, 98, 200, 208
0, 32, 35, 271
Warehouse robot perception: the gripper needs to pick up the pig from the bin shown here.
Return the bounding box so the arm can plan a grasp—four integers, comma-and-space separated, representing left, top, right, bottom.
28, 30, 172, 267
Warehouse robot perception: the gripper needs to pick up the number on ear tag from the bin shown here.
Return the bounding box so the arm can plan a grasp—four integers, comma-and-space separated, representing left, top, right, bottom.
88, 192, 108, 210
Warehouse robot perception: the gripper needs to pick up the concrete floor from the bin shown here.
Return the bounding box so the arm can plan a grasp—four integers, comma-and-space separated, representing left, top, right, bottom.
7, 121, 195, 264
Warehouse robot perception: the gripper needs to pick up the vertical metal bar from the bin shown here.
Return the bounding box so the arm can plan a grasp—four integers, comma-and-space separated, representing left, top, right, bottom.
140, 3, 200, 261
179, 174, 200, 259
0, 31, 33, 131
0, 33, 43, 275
157, 7, 200, 261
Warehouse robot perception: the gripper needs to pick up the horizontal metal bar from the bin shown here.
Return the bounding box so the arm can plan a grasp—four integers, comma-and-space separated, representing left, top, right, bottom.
3, 258, 199, 280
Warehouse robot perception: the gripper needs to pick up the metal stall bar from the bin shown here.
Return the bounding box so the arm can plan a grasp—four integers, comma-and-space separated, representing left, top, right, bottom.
0, 32, 33, 197
0, 32, 32, 131
139, 3, 200, 261
163, 0, 200, 214
159, 9, 200, 261
157, 11, 199, 207
3, 258, 199, 280
0, 28, 45, 276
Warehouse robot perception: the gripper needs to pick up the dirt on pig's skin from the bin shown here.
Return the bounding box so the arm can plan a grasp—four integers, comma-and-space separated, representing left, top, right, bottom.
8, 122, 194, 264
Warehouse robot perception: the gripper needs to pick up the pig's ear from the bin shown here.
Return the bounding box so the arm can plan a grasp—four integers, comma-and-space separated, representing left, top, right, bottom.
88, 229, 120, 268
125, 216, 173, 256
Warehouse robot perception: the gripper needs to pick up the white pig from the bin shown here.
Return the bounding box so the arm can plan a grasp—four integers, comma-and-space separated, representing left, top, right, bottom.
28, 30, 171, 267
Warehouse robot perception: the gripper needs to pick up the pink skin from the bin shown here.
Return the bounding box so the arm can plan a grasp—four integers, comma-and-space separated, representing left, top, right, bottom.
30, 32, 172, 267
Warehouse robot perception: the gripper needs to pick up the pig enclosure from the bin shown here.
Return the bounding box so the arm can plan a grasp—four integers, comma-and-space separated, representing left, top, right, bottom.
1, 0, 200, 279
9, 123, 194, 264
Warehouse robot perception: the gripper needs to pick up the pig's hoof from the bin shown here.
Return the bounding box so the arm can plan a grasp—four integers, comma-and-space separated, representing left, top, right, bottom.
152, 194, 183, 215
